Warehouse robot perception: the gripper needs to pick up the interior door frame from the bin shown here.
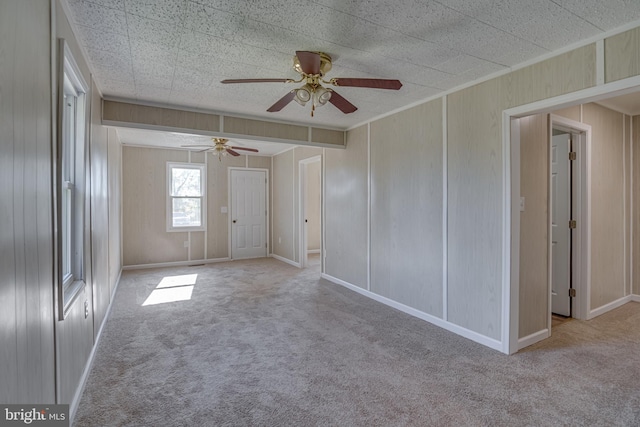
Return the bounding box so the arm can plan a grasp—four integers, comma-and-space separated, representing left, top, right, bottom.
228, 167, 269, 260
298, 155, 322, 268
549, 115, 592, 325
504, 77, 640, 354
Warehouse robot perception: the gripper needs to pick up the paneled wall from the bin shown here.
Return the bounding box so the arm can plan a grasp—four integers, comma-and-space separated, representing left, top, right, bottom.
271, 146, 323, 264
108, 128, 123, 298
55, 0, 123, 407
634, 116, 640, 295
205, 152, 245, 259
605, 27, 640, 83
324, 126, 369, 289
370, 101, 443, 317
122, 147, 268, 266
323, 27, 640, 352
447, 78, 505, 340
518, 114, 549, 338
306, 160, 322, 252
518, 106, 633, 339
272, 149, 295, 260
582, 104, 627, 309
293, 147, 323, 263
0, 0, 56, 404
0, 0, 123, 410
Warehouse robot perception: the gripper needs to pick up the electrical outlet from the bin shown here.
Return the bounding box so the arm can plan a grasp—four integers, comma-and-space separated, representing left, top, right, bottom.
84, 300, 89, 319
278, 237, 281, 244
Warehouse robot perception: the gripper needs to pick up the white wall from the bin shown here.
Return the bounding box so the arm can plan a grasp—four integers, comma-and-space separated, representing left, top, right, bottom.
122, 147, 270, 266
0, 0, 123, 412
0, 0, 56, 403
323, 30, 640, 353
306, 160, 321, 252
271, 146, 322, 265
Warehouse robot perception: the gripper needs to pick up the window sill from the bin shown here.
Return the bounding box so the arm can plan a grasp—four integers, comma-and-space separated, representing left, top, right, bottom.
167, 226, 206, 233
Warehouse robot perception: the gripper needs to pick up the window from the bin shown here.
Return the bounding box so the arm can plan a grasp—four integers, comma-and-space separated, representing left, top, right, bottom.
167, 163, 206, 231
57, 40, 88, 319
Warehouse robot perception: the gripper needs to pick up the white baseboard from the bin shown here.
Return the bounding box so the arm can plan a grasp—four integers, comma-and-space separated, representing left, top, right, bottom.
630, 294, 640, 303
518, 329, 550, 350
320, 273, 504, 353
110, 268, 122, 301
307, 249, 321, 254
69, 267, 124, 424
122, 257, 230, 270
270, 253, 301, 268
588, 295, 633, 319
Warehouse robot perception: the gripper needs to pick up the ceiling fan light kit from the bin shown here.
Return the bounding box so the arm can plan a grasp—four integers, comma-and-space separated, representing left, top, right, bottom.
221, 51, 402, 117
181, 138, 259, 161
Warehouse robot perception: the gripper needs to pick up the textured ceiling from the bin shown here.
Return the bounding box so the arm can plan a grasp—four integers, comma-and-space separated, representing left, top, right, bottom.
64, 0, 640, 133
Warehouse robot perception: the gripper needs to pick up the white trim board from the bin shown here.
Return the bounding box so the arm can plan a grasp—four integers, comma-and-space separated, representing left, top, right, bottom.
321, 273, 503, 353
504, 76, 640, 354
271, 253, 301, 268
298, 155, 322, 269
347, 21, 640, 132
517, 329, 550, 351
69, 267, 123, 424
588, 295, 635, 319
122, 257, 230, 270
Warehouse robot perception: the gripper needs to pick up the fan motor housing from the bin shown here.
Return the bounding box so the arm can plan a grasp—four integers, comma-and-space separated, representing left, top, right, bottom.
293, 51, 332, 76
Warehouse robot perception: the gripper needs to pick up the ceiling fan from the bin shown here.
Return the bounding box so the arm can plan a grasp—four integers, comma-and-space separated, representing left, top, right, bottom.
182, 137, 259, 161
221, 51, 402, 117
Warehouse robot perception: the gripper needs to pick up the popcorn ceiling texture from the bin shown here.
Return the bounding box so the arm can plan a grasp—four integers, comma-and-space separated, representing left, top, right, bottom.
63, 0, 640, 128
74, 256, 640, 426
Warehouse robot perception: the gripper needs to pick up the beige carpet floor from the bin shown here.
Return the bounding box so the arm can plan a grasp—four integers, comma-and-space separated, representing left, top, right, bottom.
74, 257, 640, 426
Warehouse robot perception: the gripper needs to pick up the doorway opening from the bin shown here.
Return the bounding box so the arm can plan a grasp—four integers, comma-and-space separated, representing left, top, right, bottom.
299, 156, 322, 270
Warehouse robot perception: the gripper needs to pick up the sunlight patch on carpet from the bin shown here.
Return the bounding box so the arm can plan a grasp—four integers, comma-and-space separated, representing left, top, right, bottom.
142, 274, 197, 306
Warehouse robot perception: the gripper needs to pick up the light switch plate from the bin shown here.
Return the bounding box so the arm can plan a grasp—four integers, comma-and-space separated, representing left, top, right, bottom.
520, 197, 525, 212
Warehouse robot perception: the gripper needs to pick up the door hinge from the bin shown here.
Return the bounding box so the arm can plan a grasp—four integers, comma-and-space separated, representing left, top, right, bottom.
569, 288, 576, 298
569, 151, 577, 161
569, 220, 577, 229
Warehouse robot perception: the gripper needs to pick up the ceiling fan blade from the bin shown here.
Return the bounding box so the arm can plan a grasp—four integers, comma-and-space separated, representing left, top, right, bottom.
332, 78, 402, 90
231, 146, 259, 153
296, 51, 321, 75
226, 148, 241, 156
221, 78, 292, 84
181, 144, 214, 152
328, 90, 357, 114
267, 91, 296, 112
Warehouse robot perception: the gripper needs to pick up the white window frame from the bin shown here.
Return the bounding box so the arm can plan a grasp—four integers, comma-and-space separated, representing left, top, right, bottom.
166, 162, 207, 232
56, 39, 88, 320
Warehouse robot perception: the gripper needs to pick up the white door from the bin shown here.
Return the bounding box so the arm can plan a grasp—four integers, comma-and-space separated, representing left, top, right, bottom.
230, 169, 267, 259
551, 133, 571, 316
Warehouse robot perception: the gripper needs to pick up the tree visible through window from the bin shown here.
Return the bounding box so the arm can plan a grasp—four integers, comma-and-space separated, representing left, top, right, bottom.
167, 163, 206, 230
